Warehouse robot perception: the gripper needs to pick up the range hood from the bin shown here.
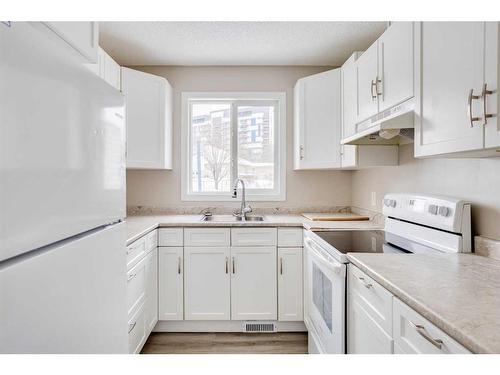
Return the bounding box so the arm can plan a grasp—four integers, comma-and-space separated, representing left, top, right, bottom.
341, 98, 415, 146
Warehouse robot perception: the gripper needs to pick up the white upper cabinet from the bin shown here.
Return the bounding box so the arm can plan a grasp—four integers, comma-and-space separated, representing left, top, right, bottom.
378, 22, 414, 112
294, 69, 342, 170
121, 67, 173, 169
43, 22, 99, 63
356, 22, 414, 125
341, 53, 399, 169
414, 22, 500, 157
356, 42, 380, 123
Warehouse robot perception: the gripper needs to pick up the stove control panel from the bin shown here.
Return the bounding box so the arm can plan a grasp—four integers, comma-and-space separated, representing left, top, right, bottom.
382, 193, 470, 233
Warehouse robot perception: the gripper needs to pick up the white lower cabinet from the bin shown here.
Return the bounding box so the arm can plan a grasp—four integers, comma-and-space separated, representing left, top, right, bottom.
393, 298, 471, 354
144, 248, 158, 332
347, 265, 472, 354
158, 247, 184, 320
128, 302, 146, 354
230, 246, 277, 320
184, 246, 231, 320
126, 256, 147, 317
278, 247, 303, 321
348, 297, 393, 354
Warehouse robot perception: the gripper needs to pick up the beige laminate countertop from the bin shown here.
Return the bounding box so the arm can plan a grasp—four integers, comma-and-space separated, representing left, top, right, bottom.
347, 253, 500, 354
125, 214, 384, 245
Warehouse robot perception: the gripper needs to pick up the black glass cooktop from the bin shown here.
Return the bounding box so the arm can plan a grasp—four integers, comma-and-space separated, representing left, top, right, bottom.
313, 230, 387, 254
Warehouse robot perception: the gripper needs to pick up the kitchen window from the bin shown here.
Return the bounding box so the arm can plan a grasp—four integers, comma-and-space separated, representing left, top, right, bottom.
181, 92, 286, 201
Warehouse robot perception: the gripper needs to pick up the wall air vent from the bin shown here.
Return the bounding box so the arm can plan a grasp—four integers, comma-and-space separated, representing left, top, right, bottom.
244, 322, 277, 333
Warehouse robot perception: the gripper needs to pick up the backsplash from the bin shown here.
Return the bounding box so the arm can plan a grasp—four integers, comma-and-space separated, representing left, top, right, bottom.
127, 205, 351, 216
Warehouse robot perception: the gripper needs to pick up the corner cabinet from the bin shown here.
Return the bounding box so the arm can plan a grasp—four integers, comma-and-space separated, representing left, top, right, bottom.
121, 67, 173, 169
294, 69, 342, 170
414, 22, 500, 157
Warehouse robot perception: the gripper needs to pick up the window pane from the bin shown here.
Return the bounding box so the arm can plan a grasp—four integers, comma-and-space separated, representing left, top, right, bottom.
191, 103, 231, 192
237, 105, 275, 189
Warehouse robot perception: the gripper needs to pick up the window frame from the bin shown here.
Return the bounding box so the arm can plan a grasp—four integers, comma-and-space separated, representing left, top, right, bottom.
181, 91, 286, 202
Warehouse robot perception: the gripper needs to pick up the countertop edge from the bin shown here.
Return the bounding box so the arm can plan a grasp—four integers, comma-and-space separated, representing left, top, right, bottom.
347, 254, 489, 354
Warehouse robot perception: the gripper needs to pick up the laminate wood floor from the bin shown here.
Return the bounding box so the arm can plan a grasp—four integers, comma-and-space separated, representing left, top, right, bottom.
141, 332, 308, 354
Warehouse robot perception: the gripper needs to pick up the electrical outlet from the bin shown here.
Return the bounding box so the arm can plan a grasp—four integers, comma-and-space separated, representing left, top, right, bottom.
371, 192, 377, 207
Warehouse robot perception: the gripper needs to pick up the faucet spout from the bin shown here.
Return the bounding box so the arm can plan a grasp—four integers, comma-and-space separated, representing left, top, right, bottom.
232, 179, 252, 220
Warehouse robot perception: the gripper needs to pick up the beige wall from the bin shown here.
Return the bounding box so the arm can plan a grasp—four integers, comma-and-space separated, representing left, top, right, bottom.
352, 144, 500, 239
126, 66, 352, 212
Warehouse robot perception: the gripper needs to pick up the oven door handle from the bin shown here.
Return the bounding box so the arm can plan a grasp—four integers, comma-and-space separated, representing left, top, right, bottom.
305, 237, 344, 275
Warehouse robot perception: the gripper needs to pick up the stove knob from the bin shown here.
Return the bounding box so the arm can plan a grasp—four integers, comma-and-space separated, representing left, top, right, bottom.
428, 204, 438, 215
390, 199, 397, 208
438, 206, 450, 217
384, 199, 391, 207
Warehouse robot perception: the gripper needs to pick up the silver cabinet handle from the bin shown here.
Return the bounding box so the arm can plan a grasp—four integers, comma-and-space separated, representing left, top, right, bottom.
299, 145, 304, 160
410, 321, 443, 350
357, 276, 372, 289
177, 257, 181, 274
371, 79, 377, 100
482, 83, 494, 125
225, 257, 229, 274
128, 321, 137, 334
127, 273, 137, 282
468, 89, 481, 127
280, 257, 283, 275
232, 257, 235, 274
375, 77, 383, 97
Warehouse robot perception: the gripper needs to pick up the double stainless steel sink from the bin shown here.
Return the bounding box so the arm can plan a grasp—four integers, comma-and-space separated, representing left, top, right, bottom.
200, 215, 265, 222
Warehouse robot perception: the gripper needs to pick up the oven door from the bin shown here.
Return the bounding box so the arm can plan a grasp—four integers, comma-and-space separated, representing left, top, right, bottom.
304, 235, 346, 354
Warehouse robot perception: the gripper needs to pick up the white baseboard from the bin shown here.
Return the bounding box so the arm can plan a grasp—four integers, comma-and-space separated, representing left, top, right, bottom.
153, 320, 307, 333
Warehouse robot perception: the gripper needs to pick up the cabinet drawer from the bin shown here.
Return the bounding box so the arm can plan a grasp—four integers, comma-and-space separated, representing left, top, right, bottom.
393, 298, 471, 354
127, 238, 146, 270
159, 228, 183, 246
184, 228, 230, 247
348, 265, 393, 335
277, 228, 303, 247
127, 257, 147, 317
128, 302, 146, 354
231, 228, 277, 246
145, 229, 157, 253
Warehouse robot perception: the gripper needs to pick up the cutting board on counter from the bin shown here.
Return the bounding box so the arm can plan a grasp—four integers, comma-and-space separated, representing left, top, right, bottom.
301, 212, 370, 221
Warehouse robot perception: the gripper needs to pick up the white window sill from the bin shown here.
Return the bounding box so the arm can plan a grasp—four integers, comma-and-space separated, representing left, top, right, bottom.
181, 193, 286, 202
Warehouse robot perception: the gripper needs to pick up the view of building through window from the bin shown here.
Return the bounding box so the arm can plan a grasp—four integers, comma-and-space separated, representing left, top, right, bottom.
190, 102, 275, 193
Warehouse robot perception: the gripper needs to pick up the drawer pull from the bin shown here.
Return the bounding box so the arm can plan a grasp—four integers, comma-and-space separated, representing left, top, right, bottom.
127, 273, 137, 282
128, 321, 137, 334
358, 276, 373, 289
410, 321, 443, 350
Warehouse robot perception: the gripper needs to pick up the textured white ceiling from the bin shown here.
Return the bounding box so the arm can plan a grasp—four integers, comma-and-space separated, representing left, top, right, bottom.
99, 22, 387, 66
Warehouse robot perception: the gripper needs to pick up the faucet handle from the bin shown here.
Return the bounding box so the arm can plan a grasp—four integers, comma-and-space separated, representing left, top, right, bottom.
243, 205, 252, 214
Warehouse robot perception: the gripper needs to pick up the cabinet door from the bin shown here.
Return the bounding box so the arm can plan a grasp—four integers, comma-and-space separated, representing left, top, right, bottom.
158, 247, 184, 321
485, 22, 500, 148
231, 246, 277, 320
184, 247, 231, 320
347, 295, 393, 354
356, 42, 379, 123
145, 249, 158, 333
415, 22, 485, 157
121, 67, 173, 169
294, 69, 342, 170
378, 22, 414, 112
341, 52, 361, 168
278, 248, 303, 321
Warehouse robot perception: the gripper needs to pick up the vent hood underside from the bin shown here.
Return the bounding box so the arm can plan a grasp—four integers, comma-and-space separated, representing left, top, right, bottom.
341, 99, 415, 146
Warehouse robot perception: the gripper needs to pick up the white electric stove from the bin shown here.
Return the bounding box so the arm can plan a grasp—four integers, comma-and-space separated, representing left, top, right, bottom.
303, 193, 471, 354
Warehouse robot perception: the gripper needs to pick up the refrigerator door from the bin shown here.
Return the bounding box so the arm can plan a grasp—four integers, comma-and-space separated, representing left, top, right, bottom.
0, 22, 125, 262
0, 222, 128, 353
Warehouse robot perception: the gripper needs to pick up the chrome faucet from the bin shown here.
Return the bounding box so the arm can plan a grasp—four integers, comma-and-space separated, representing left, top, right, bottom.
232, 178, 252, 220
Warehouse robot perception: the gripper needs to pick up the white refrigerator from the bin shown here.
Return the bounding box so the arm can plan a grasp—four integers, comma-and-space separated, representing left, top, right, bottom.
0, 22, 128, 353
